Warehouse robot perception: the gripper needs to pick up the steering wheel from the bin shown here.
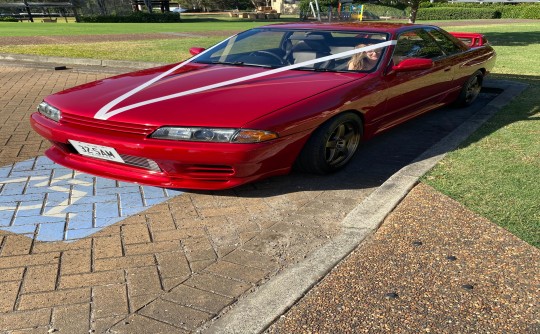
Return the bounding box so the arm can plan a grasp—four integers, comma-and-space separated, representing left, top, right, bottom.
249, 50, 287, 65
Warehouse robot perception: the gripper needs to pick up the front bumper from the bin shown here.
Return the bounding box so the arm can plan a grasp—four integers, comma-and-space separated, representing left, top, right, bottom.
31, 113, 310, 190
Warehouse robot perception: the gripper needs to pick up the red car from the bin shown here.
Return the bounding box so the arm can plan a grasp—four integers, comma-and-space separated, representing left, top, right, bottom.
31, 22, 496, 190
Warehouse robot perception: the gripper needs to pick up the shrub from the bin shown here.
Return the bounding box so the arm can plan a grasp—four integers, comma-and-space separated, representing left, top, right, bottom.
416, 7, 501, 20
362, 4, 407, 18
499, 4, 540, 19
0, 16, 19, 22
79, 12, 181, 23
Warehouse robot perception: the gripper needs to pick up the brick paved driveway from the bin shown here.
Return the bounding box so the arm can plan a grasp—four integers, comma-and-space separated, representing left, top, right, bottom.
0, 64, 497, 333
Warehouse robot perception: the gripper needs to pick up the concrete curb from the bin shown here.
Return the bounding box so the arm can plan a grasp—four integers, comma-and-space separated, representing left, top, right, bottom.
201, 79, 528, 334
0, 53, 164, 69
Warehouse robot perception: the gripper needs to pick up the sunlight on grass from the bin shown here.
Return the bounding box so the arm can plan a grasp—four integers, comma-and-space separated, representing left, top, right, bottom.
447, 23, 540, 76
0, 21, 281, 37
0, 38, 222, 63
423, 87, 540, 247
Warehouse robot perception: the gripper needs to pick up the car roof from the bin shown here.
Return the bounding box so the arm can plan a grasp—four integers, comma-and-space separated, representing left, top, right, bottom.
257, 21, 434, 34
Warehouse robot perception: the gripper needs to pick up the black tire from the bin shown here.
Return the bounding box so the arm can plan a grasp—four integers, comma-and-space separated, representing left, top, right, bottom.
455, 70, 483, 107
295, 113, 363, 174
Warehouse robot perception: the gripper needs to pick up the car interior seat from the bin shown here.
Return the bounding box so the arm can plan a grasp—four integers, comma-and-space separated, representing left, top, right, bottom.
291, 38, 334, 69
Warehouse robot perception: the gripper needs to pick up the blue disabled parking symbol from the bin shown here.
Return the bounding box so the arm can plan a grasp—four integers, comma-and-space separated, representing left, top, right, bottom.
0, 156, 182, 242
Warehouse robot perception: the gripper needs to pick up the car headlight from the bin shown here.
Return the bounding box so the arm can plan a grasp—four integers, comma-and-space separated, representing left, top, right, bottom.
37, 101, 61, 122
150, 127, 278, 143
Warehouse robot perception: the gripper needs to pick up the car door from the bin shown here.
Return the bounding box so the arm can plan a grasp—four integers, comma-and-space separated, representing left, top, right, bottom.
374, 28, 454, 133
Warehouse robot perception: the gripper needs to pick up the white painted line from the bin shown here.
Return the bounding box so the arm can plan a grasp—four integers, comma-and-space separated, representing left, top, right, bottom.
0, 157, 182, 242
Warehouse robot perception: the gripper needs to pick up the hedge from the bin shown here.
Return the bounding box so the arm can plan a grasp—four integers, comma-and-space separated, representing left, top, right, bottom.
362, 4, 407, 19
499, 4, 540, 19
416, 7, 501, 20
418, 2, 540, 19
79, 12, 181, 23
0, 16, 19, 22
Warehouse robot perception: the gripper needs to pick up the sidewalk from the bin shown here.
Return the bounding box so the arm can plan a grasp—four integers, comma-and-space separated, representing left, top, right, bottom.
0, 58, 537, 334
266, 183, 540, 333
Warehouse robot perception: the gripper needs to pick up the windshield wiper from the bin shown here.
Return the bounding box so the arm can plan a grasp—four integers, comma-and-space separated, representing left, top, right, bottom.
295, 67, 338, 72
196, 60, 279, 69
210, 60, 245, 66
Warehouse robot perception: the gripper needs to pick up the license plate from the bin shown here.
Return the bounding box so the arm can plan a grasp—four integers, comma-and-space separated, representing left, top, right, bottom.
69, 140, 124, 163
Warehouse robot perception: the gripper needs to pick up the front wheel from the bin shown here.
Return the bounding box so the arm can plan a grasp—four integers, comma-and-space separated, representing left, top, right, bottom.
455, 70, 483, 107
295, 113, 363, 174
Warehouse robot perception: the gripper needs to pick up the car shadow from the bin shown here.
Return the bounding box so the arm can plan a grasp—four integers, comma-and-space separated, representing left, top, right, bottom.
185, 76, 532, 198
484, 31, 540, 47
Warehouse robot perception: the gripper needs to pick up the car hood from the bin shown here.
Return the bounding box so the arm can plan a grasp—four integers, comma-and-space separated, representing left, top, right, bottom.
46, 63, 362, 128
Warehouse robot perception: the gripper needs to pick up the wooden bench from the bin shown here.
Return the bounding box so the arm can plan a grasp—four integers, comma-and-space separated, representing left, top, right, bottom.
42, 18, 57, 23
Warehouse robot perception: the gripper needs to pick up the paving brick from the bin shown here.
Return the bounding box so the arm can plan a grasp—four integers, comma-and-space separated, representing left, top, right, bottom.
198, 205, 247, 218
184, 273, 251, 298
17, 287, 90, 311
163, 284, 233, 314
156, 251, 191, 280
92, 315, 126, 334
121, 223, 151, 245
0, 309, 51, 331
138, 298, 212, 330
127, 266, 162, 297
0, 280, 21, 312
152, 227, 206, 242
10, 326, 51, 334
0, 267, 25, 282
161, 276, 187, 291
59, 270, 125, 289
204, 260, 269, 284
0, 252, 61, 269
94, 254, 155, 271
1, 235, 33, 256
22, 264, 58, 293
144, 211, 177, 231
182, 236, 217, 262
92, 284, 129, 319
32, 238, 91, 253
52, 303, 90, 333
222, 249, 280, 272
190, 259, 215, 273
129, 294, 157, 312
124, 240, 181, 256
108, 314, 189, 334
93, 234, 123, 259
59, 248, 91, 275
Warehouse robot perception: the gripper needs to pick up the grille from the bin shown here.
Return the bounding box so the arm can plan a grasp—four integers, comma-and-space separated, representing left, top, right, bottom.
184, 165, 234, 175
61, 114, 155, 136
120, 155, 161, 172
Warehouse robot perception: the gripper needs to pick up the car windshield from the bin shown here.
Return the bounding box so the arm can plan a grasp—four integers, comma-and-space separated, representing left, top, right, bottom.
193, 28, 390, 72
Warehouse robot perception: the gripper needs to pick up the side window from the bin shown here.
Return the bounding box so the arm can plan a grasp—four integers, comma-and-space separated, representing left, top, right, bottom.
393, 30, 444, 65
426, 28, 465, 55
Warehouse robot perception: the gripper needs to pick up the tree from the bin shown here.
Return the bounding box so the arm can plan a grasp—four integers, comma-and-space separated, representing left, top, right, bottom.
406, 0, 421, 23
379, 0, 421, 23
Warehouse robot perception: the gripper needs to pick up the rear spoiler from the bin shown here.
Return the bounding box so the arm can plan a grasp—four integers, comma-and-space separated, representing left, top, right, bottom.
449, 32, 489, 48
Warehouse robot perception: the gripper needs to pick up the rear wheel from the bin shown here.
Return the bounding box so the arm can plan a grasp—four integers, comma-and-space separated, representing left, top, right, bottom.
455, 70, 483, 107
295, 113, 363, 174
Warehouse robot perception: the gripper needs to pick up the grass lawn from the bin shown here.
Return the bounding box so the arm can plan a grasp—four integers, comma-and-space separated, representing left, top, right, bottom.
0, 19, 286, 61
0, 19, 538, 247
421, 22, 540, 247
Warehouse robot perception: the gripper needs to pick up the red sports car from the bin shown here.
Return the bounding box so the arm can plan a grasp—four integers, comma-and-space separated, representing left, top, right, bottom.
31, 22, 496, 190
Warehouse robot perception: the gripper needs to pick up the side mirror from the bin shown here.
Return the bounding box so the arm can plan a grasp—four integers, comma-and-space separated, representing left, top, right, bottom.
189, 47, 206, 56
392, 58, 433, 72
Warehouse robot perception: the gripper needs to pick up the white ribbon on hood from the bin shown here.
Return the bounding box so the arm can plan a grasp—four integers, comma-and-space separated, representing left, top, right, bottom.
94, 39, 397, 120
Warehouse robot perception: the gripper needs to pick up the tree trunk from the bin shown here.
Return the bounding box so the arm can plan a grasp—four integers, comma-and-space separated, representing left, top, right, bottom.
408, 1, 419, 23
